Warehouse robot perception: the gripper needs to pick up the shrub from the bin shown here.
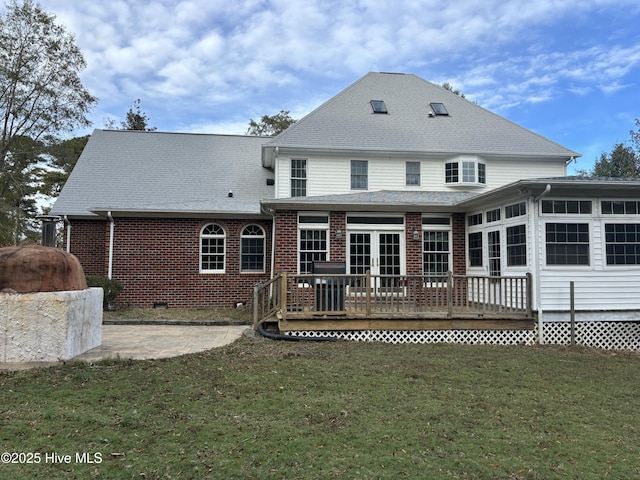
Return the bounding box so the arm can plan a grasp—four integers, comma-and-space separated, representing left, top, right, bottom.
86, 276, 124, 310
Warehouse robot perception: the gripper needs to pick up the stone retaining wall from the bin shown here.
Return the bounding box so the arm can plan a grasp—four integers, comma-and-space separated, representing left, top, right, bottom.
1, 288, 103, 362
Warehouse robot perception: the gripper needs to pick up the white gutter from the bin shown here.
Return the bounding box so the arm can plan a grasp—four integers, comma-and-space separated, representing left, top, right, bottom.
107, 211, 115, 280
63, 215, 71, 253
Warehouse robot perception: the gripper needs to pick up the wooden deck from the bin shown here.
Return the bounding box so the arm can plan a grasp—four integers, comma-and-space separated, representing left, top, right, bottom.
254, 272, 535, 332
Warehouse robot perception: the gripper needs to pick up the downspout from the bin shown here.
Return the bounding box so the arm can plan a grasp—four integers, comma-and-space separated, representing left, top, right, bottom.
107, 211, 115, 280
532, 184, 551, 344
271, 147, 279, 281
534, 184, 551, 203
63, 215, 71, 253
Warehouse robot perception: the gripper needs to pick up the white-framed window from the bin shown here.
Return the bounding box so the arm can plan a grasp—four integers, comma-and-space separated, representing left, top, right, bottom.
422, 217, 451, 277
290, 158, 307, 197
406, 161, 420, 186
545, 223, 590, 266
298, 214, 329, 274
351, 160, 368, 190
602, 200, 640, 215
468, 231, 483, 267
488, 230, 501, 277
240, 225, 265, 273
445, 159, 486, 186
505, 201, 527, 218
542, 200, 592, 214
200, 223, 225, 273
605, 224, 640, 265
506, 224, 527, 266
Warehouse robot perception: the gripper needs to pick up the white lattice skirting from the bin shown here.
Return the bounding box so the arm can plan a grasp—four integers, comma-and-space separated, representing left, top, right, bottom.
542, 321, 640, 351
286, 329, 537, 346
286, 321, 640, 351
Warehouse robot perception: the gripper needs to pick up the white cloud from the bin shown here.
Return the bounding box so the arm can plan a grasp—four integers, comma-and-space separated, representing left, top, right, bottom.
29, 0, 639, 148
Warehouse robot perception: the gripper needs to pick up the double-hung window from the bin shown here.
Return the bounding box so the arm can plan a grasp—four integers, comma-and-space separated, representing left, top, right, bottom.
545, 223, 589, 265
506, 225, 527, 266
605, 224, 640, 265
422, 217, 451, 277
351, 160, 368, 190
601, 201, 640, 265
298, 215, 329, 274
406, 161, 420, 186
290, 159, 307, 197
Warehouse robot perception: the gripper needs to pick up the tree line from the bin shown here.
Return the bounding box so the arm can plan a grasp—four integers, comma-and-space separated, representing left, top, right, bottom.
0, 0, 637, 245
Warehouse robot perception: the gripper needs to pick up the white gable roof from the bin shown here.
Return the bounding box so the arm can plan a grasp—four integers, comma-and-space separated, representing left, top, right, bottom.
51, 129, 274, 218
263, 72, 580, 166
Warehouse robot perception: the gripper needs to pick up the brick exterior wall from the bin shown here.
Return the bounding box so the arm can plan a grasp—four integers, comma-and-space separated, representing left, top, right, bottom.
272, 210, 467, 277
68, 220, 108, 276
66, 211, 467, 309
452, 213, 466, 275
405, 212, 423, 276
329, 212, 346, 263
68, 217, 272, 308
273, 211, 298, 273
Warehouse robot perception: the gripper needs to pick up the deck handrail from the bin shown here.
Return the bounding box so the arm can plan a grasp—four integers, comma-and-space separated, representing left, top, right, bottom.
254, 271, 533, 325
252, 272, 283, 328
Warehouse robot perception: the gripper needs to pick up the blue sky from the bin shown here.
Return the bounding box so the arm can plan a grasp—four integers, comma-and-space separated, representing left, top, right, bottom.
36, 0, 640, 174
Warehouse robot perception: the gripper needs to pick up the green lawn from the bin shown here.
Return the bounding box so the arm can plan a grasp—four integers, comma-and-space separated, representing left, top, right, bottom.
1, 337, 638, 479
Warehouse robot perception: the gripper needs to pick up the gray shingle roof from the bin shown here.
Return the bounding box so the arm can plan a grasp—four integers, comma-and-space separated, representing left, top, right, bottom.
264, 72, 580, 160
51, 130, 274, 217
262, 190, 479, 212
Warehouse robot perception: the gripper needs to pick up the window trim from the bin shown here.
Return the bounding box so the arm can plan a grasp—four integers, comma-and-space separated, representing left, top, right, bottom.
200, 223, 226, 274
240, 224, 266, 273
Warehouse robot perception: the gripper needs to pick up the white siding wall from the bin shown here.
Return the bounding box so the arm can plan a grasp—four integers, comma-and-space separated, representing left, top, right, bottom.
536, 200, 640, 312
275, 154, 566, 198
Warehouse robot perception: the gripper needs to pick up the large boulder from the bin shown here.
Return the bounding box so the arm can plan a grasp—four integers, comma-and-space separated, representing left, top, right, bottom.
0, 245, 87, 293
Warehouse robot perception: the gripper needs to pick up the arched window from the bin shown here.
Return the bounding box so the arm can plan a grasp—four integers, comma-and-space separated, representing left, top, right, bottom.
241, 225, 265, 273
200, 224, 225, 273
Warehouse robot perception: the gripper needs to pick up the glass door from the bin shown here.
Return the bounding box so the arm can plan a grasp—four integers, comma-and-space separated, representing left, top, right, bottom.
349, 231, 402, 288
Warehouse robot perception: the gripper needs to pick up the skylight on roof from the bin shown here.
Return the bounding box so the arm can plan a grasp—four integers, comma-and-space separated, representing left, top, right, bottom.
430, 103, 449, 116
370, 100, 388, 114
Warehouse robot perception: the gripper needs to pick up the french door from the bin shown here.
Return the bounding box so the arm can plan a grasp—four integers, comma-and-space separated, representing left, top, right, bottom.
349, 231, 402, 288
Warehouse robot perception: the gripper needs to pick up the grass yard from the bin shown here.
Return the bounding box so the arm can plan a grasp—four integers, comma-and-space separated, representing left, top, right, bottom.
1, 337, 638, 479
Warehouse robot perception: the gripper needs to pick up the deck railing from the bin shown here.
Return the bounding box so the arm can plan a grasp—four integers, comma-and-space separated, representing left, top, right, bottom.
255, 271, 532, 325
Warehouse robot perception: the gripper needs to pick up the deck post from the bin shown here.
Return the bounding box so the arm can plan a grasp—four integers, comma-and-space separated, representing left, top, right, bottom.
366, 271, 372, 318
253, 283, 259, 328
280, 271, 287, 320
447, 271, 453, 317
526, 272, 533, 318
